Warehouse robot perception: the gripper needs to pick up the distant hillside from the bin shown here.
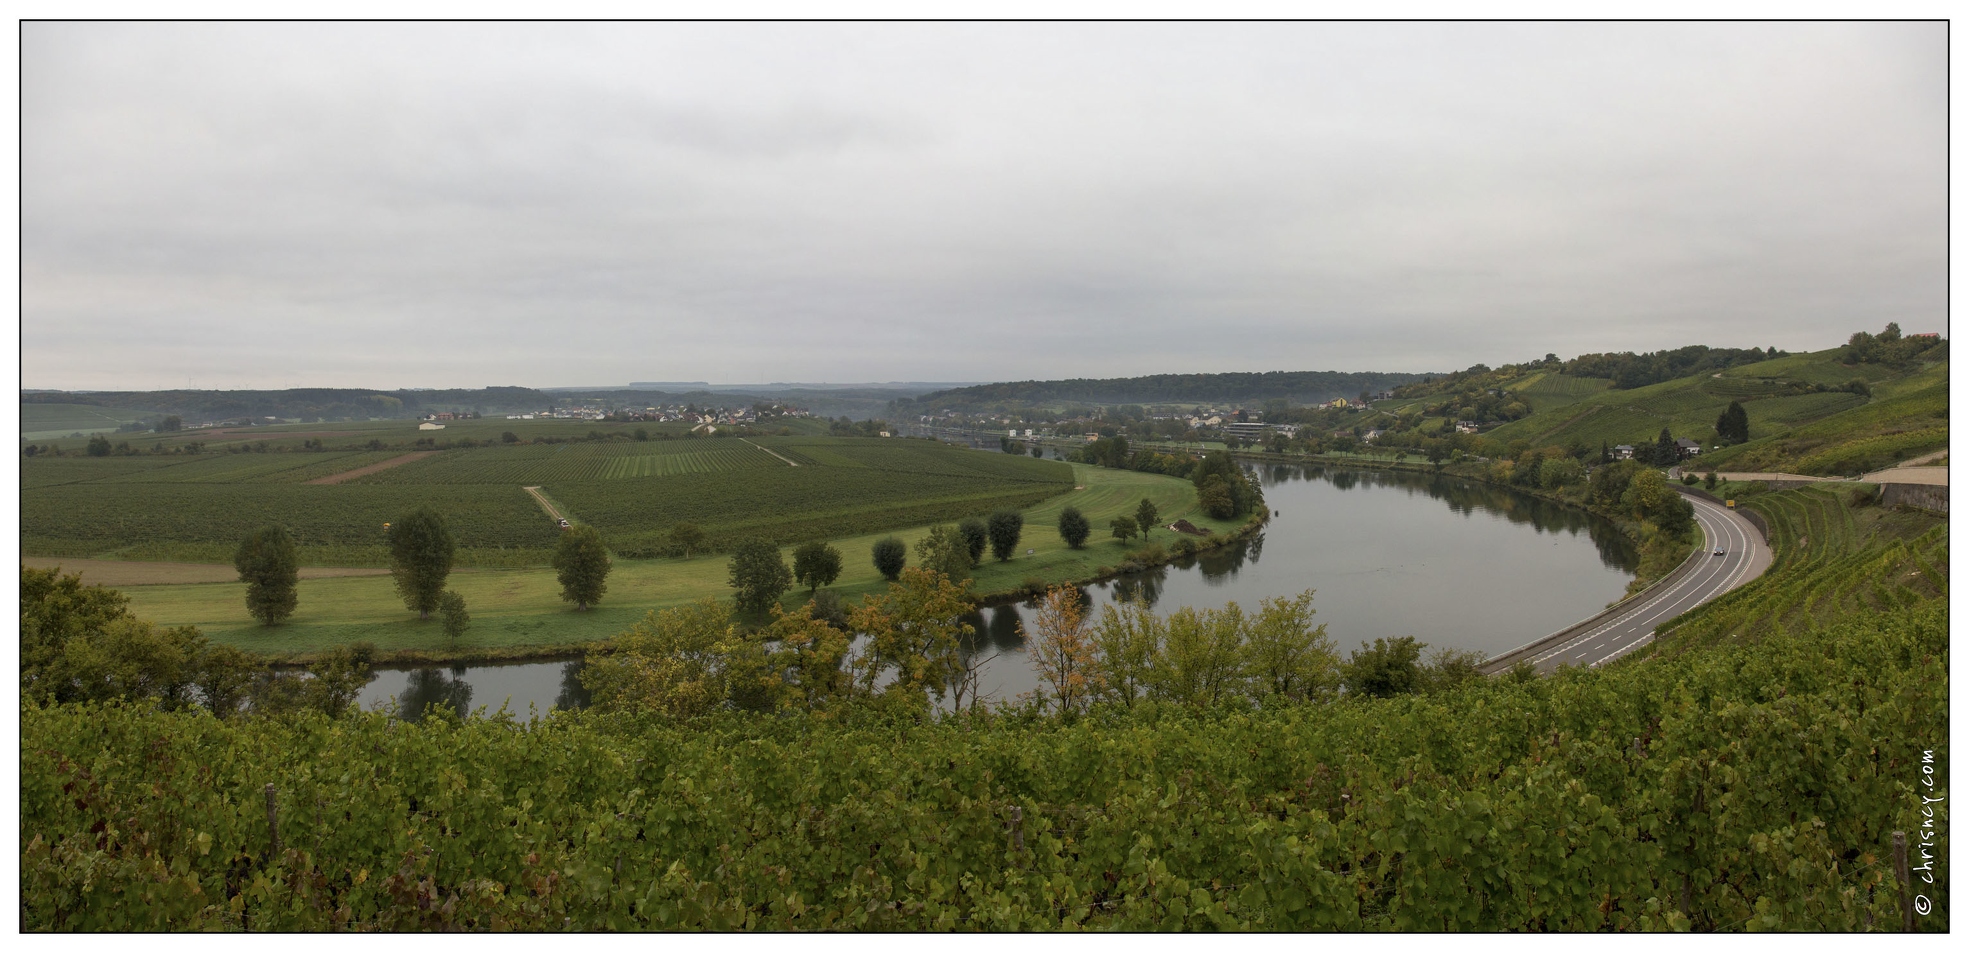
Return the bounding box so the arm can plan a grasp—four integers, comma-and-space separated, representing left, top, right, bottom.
1445, 336, 1946, 476
898, 370, 1436, 414
21, 387, 551, 423
22, 384, 941, 426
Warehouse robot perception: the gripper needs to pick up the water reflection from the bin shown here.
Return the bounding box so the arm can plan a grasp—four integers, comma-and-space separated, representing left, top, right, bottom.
1109, 564, 1167, 608
397, 666, 474, 721
554, 660, 591, 711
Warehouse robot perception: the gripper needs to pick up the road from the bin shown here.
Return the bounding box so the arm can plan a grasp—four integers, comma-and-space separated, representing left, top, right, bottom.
1499, 493, 1772, 673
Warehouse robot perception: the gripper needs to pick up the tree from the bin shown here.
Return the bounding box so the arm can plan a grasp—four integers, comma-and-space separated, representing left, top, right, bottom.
1149, 604, 1247, 706
670, 522, 707, 557
956, 518, 989, 567
1029, 445, 1043, 457
1652, 427, 1677, 466
1134, 498, 1160, 539
1343, 636, 1423, 698
1704, 470, 1718, 490
871, 536, 908, 581
86, 434, 111, 457
158, 415, 183, 432
501, 431, 519, 443
439, 590, 470, 639
986, 509, 1024, 561
580, 599, 737, 718
553, 524, 611, 610
1241, 590, 1338, 702
848, 568, 977, 711
1089, 599, 1162, 708
1025, 586, 1102, 715
1197, 476, 1235, 519
193, 643, 258, 718
915, 525, 972, 581
791, 540, 843, 593
1057, 506, 1091, 549
1715, 401, 1750, 445
233, 525, 299, 626
1109, 515, 1138, 544
727, 538, 791, 614
21, 565, 206, 708
389, 507, 455, 619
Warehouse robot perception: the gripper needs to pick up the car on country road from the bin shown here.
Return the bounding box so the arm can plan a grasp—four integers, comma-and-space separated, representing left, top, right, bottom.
1713, 547, 1725, 556
558, 518, 570, 528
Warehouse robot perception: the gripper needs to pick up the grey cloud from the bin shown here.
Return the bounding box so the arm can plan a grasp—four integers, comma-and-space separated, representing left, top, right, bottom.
22, 22, 1945, 390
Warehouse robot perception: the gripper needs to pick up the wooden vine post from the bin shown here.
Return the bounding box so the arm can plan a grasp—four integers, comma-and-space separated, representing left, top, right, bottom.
1892, 830, 1913, 932
265, 783, 281, 858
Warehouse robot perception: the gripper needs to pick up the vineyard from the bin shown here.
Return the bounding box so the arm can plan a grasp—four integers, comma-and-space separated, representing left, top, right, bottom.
1508, 372, 1612, 412
1697, 376, 1949, 475
20, 484, 560, 555
19, 593, 1947, 930
1649, 485, 1947, 655
1482, 348, 1945, 460
548, 467, 1071, 555
20, 435, 1074, 565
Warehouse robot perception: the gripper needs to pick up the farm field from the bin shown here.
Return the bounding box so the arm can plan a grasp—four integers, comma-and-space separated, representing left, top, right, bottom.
20, 435, 1074, 567
109, 464, 1238, 657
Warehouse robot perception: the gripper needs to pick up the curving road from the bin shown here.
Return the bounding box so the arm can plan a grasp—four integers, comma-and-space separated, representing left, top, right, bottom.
1505, 493, 1771, 673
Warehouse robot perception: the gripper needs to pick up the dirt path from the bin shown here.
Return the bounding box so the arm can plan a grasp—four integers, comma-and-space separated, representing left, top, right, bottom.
305, 451, 438, 484
743, 439, 799, 466
522, 485, 568, 522
1896, 449, 1949, 468
21, 557, 389, 587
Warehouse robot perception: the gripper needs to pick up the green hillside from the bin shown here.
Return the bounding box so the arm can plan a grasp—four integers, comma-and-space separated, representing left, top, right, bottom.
20, 402, 160, 439
1469, 346, 1944, 474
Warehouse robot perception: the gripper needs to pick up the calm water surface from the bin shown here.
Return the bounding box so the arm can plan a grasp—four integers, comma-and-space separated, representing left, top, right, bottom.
358, 464, 1637, 718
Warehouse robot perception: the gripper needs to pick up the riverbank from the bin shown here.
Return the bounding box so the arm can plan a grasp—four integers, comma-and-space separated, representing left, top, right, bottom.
105, 463, 1252, 665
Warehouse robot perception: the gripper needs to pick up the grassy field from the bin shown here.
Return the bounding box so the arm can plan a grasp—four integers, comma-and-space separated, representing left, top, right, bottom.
106, 463, 1237, 657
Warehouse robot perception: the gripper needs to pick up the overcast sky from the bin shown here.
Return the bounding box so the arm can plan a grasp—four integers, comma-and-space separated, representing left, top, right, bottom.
21, 22, 1947, 391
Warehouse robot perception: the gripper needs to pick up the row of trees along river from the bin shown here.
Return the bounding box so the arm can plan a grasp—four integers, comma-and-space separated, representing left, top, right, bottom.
360, 463, 1639, 718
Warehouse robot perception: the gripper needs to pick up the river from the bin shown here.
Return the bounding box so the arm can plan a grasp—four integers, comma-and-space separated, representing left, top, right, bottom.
357, 463, 1638, 718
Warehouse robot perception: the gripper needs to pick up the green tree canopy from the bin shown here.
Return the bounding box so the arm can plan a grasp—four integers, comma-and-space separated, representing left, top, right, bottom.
233, 525, 300, 626
1057, 506, 1091, 549
1343, 636, 1423, 698
791, 540, 844, 593
389, 507, 456, 619
728, 538, 792, 615
1715, 401, 1750, 445
986, 509, 1025, 561
670, 522, 707, 558
1134, 498, 1160, 538
1109, 515, 1138, 544
956, 518, 989, 567
915, 526, 973, 581
553, 524, 612, 610
871, 536, 908, 581
439, 591, 471, 639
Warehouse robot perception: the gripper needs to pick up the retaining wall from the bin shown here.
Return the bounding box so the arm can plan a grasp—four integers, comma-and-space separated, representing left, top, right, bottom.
1881, 482, 1949, 516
